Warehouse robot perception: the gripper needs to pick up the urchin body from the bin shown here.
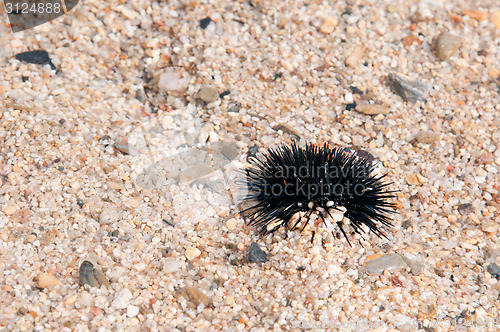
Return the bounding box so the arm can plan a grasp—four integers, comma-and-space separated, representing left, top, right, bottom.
240, 143, 396, 244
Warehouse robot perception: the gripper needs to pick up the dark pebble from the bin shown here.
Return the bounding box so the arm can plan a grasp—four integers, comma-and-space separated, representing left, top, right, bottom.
486, 263, 500, 279
457, 203, 474, 215
350, 86, 364, 94
79, 261, 110, 288
355, 149, 375, 163
113, 142, 130, 155
77, 198, 84, 208
163, 218, 175, 227
387, 72, 430, 103
15, 50, 56, 70
22, 76, 29, 82
248, 242, 268, 263
200, 17, 212, 29
219, 90, 230, 98
345, 102, 357, 111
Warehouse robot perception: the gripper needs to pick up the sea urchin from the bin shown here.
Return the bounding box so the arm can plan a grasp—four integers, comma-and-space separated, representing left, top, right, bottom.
239, 143, 397, 245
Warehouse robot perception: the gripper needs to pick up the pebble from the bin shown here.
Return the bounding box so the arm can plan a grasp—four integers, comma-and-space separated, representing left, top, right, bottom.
405, 173, 423, 185
177, 286, 210, 309
415, 131, 439, 144
113, 141, 130, 155
355, 102, 389, 115
185, 247, 201, 260
345, 46, 365, 67
198, 86, 219, 103
355, 149, 375, 163
111, 288, 133, 310
319, 17, 338, 34
387, 72, 430, 103
3, 204, 18, 216
226, 218, 238, 230
491, 11, 500, 29
79, 261, 110, 288
457, 203, 474, 215
486, 263, 500, 279
200, 17, 212, 29
163, 260, 182, 273
77, 292, 94, 307
126, 305, 140, 317
433, 32, 462, 60
363, 253, 407, 274
158, 69, 180, 91
248, 242, 268, 263
35, 273, 61, 288
461, 9, 488, 21
402, 256, 425, 275
15, 50, 57, 70
401, 35, 422, 48
99, 207, 119, 225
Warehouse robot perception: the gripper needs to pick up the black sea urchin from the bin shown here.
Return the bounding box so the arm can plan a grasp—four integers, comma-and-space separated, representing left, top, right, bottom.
239, 143, 397, 244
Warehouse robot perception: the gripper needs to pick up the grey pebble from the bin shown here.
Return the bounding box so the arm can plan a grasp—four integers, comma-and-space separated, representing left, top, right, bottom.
486, 263, 500, 279
402, 256, 425, 275
79, 260, 110, 288
457, 203, 474, 215
364, 253, 407, 274
198, 86, 219, 103
433, 32, 462, 60
248, 242, 268, 263
388, 72, 431, 103
113, 142, 130, 155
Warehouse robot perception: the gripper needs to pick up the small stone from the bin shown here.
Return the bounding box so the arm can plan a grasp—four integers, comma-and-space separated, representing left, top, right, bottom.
185, 247, 201, 260
461, 9, 488, 21
345, 46, 365, 67
319, 17, 338, 34
433, 32, 462, 60
198, 86, 219, 103
4, 204, 18, 216
405, 173, 422, 185
402, 256, 425, 275
65, 294, 78, 306
35, 273, 61, 288
163, 260, 182, 273
490, 11, 500, 29
457, 203, 474, 215
114, 141, 130, 155
77, 292, 94, 307
126, 305, 140, 317
158, 70, 180, 91
226, 218, 238, 230
481, 222, 497, 235
355, 149, 375, 163
363, 253, 407, 274
200, 17, 212, 29
177, 286, 210, 309
388, 72, 431, 103
89, 306, 102, 316
79, 261, 110, 288
111, 288, 133, 310
401, 35, 422, 48
486, 263, 500, 279
15, 50, 55, 70
248, 242, 268, 263
355, 102, 389, 115
99, 207, 119, 225
415, 131, 439, 144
